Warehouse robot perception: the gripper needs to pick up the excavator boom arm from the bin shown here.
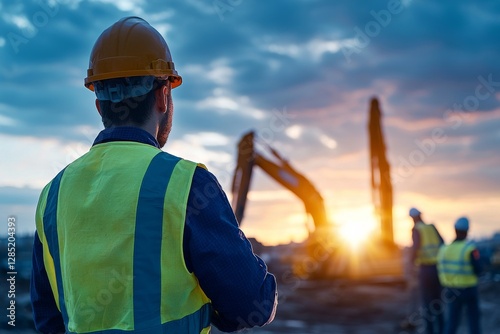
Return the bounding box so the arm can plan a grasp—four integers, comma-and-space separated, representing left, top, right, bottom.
232, 131, 328, 230
368, 98, 394, 245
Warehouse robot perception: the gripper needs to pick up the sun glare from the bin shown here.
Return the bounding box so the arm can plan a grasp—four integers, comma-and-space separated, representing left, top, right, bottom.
333, 207, 378, 250
338, 223, 373, 249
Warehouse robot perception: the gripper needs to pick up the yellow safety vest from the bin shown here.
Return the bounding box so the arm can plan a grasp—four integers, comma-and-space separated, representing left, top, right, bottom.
36, 142, 212, 333
437, 240, 478, 288
415, 222, 441, 265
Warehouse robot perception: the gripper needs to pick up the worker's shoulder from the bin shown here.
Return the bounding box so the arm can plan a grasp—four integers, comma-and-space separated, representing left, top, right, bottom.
416, 221, 437, 230
36, 165, 68, 210
465, 240, 478, 249
37, 180, 53, 205
427, 223, 438, 231
188, 165, 227, 203
192, 164, 219, 185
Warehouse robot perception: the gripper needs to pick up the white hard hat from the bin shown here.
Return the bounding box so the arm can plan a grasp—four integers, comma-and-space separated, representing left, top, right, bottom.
455, 217, 469, 231
409, 207, 421, 218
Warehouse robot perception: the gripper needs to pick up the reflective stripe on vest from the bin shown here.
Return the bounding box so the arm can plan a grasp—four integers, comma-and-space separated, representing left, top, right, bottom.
36, 143, 211, 333
415, 222, 441, 265
66, 304, 212, 334
437, 240, 478, 288
42, 168, 69, 326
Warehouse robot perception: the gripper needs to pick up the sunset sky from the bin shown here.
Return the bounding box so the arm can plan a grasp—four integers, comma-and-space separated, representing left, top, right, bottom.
1, 0, 499, 246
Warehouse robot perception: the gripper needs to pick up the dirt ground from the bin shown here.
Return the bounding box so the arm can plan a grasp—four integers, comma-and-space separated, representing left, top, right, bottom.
212, 274, 500, 334
3, 239, 499, 334
3, 275, 500, 334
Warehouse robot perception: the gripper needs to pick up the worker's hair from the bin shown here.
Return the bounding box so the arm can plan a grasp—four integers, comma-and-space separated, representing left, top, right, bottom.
97, 79, 168, 128
455, 229, 468, 239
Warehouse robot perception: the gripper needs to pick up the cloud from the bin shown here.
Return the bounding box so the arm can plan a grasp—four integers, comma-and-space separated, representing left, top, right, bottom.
0, 186, 40, 205
1, 0, 500, 243
0, 186, 40, 235
285, 124, 337, 149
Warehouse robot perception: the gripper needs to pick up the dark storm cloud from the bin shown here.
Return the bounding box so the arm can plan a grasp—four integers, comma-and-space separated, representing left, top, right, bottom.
0, 0, 119, 139
222, 0, 500, 119
335, 1, 500, 117
1, 0, 499, 240
1, 0, 500, 142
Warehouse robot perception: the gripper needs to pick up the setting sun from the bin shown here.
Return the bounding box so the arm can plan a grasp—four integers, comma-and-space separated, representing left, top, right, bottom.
338, 222, 375, 250
332, 207, 378, 250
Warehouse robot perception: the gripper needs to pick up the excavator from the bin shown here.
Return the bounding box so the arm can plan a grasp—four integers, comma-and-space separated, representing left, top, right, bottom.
231, 97, 403, 280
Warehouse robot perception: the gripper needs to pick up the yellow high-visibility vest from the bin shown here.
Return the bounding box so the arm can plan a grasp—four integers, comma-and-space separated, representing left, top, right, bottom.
415, 222, 441, 265
437, 240, 478, 288
36, 142, 211, 333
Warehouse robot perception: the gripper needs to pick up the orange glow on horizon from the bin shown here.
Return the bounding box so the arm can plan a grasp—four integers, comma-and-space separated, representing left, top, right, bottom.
334, 207, 378, 250
338, 222, 374, 250
238, 189, 500, 247
243, 204, 380, 247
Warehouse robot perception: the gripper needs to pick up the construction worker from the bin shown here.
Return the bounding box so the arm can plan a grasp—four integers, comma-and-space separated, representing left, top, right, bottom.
437, 217, 482, 334
30, 17, 277, 333
409, 207, 445, 334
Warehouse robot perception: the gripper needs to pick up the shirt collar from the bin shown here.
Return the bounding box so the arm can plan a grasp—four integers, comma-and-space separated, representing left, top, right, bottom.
93, 126, 160, 148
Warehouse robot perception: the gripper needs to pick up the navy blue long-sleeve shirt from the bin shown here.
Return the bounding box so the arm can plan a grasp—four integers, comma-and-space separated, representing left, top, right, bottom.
31, 127, 277, 333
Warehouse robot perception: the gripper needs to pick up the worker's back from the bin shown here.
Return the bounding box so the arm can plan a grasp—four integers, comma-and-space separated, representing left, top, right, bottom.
437, 240, 478, 288
36, 141, 211, 333
414, 222, 442, 265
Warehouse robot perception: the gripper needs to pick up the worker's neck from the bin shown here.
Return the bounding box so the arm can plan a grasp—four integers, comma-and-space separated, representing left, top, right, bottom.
110, 120, 157, 140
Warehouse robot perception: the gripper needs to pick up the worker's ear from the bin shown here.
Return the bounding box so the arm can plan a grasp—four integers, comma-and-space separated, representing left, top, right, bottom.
155, 84, 169, 113
95, 99, 102, 117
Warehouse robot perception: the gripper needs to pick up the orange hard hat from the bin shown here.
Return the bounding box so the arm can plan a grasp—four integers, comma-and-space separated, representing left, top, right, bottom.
84, 16, 182, 91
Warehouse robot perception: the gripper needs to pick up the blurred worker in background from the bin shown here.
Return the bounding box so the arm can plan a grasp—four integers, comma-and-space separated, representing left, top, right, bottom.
437, 217, 482, 334
31, 16, 277, 334
409, 207, 445, 334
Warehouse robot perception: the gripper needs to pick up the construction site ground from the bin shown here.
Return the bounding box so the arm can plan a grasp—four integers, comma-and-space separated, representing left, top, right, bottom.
3, 241, 500, 334
213, 273, 500, 334
4, 273, 500, 333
